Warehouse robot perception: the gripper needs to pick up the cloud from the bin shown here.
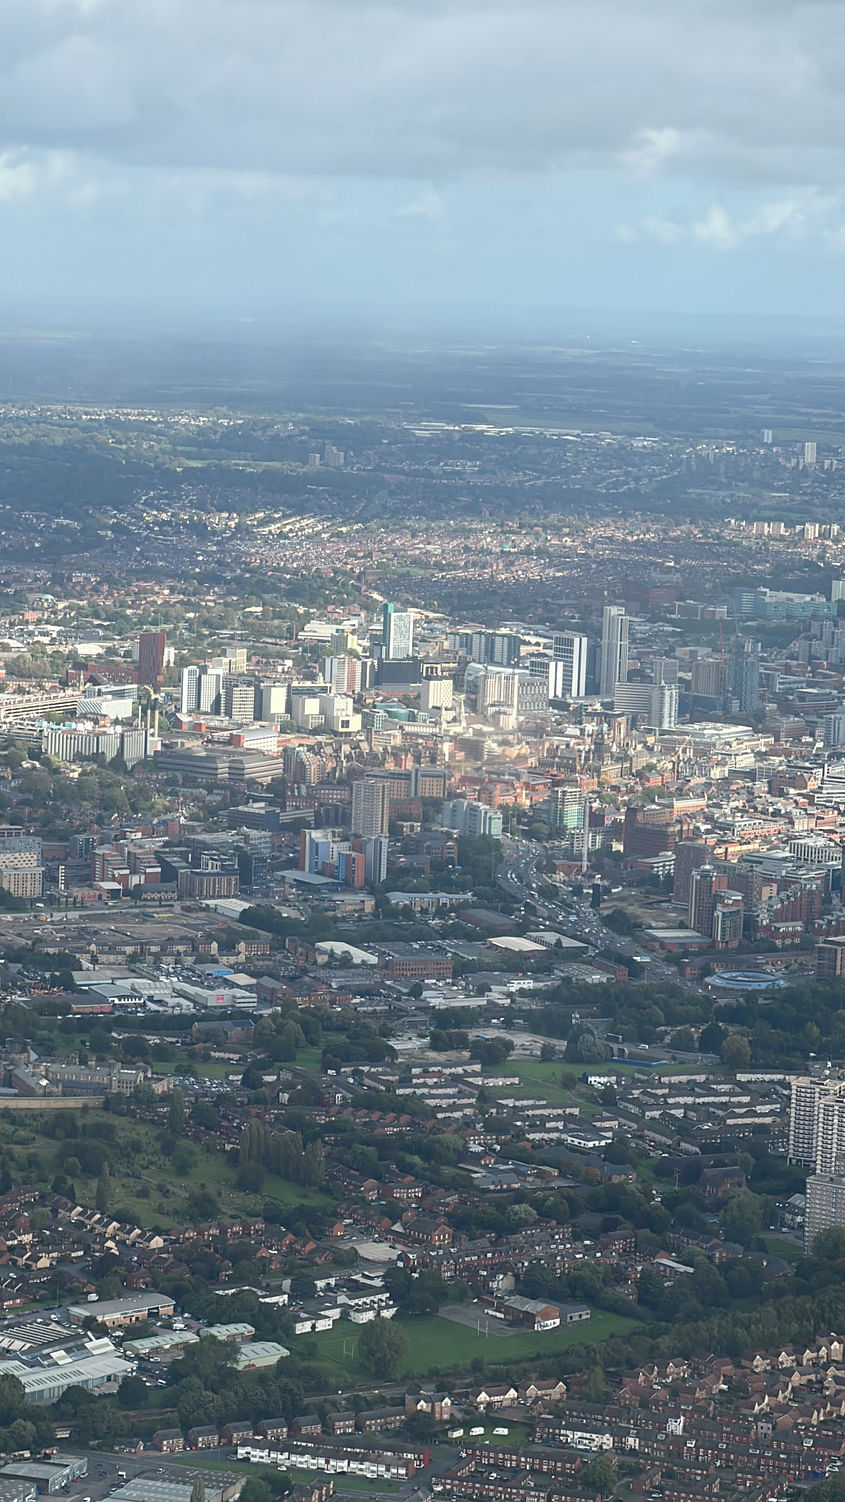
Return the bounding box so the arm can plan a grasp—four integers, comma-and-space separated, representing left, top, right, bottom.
616, 192, 842, 251
397, 188, 446, 222
0, 0, 843, 196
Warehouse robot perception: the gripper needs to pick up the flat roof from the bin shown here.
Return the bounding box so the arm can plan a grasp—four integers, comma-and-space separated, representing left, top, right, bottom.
487, 935, 546, 953
315, 940, 379, 966
235, 1340, 290, 1366
525, 931, 586, 948
643, 928, 707, 943
0, 1352, 132, 1395
67, 1291, 174, 1319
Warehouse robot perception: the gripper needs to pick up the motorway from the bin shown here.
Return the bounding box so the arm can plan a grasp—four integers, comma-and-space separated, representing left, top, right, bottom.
497, 836, 679, 983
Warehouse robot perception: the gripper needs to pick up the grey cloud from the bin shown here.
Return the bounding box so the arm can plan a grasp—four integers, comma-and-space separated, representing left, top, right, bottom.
1, 0, 845, 189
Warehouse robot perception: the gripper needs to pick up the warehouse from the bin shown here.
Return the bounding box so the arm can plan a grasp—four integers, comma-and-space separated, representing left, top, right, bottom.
111, 1473, 243, 1502
235, 1340, 289, 1371
0, 1481, 36, 1502
67, 1292, 175, 1329
0, 1350, 132, 1403
0, 1459, 87, 1494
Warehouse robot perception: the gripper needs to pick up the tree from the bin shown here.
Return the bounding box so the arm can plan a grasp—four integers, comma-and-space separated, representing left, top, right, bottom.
95, 1163, 112, 1213
190, 1481, 206, 1502
356, 1315, 407, 1378
720, 1034, 752, 1070
238, 1482, 273, 1502
699, 1020, 726, 1054
580, 1452, 617, 1497
565, 1027, 610, 1064
168, 1087, 186, 1136
719, 1189, 769, 1248
0, 1373, 24, 1424
636, 1266, 663, 1311
117, 1374, 148, 1409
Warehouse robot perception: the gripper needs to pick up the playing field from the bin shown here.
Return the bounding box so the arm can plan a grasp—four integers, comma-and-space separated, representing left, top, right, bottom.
311, 1307, 636, 1381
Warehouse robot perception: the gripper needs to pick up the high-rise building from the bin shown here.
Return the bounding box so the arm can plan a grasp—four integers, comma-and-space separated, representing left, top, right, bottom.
805, 1173, 845, 1251
447, 630, 521, 666
612, 682, 677, 730
180, 666, 199, 717
382, 603, 414, 660
795, 1076, 845, 1249
691, 657, 728, 703
198, 668, 223, 715
440, 798, 503, 839
180, 663, 224, 717
823, 711, 845, 749
804, 441, 818, 466
548, 785, 584, 831
816, 936, 845, 980
361, 835, 389, 884
138, 631, 166, 688
711, 891, 743, 949
351, 777, 391, 838
672, 840, 714, 904
599, 606, 628, 698
259, 682, 289, 721
421, 677, 453, 712
731, 639, 760, 714
323, 655, 362, 696
551, 633, 588, 698
653, 656, 680, 686
0, 834, 43, 900
223, 678, 258, 720
788, 1076, 845, 1167
688, 864, 728, 937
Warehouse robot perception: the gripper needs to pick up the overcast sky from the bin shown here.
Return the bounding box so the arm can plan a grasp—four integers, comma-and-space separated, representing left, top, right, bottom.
4, 0, 845, 329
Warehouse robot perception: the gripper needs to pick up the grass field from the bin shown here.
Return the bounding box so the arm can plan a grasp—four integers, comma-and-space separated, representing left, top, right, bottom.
762, 1235, 804, 1264
0, 1110, 334, 1228
151, 1059, 235, 1081
486, 1057, 707, 1109
311, 1308, 636, 1382
447, 1421, 531, 1447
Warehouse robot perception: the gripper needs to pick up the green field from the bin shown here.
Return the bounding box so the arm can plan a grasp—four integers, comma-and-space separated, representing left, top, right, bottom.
310, 1308, 636, 1381
762, 1235, 804, 1264
0, 1110, 334, 1228
447, 1421, 531, 1447
151, 1059, 235, 1081
485, 1057, 706, 1110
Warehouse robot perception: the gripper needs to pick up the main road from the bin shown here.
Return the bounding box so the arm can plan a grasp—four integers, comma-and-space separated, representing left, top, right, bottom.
496, 836, 680, 983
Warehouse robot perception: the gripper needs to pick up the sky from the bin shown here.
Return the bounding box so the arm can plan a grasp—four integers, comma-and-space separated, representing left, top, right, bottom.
4, 0, 845, 330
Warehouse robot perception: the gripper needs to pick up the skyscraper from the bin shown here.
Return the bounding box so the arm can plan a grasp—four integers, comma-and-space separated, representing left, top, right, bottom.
137, 631, 166, 688
551, 633, 588, 698
789, 1075, 845, 1250
361, 835, 389, 884
672, 840, 714, 905
382, 603, 414, 660
788, 1076, 845, 1167
599, 606, 628, 698
351, 777, 391, 838
688, 864, 728, 937
180, 665, 199, 716
732, 639, 760, 714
